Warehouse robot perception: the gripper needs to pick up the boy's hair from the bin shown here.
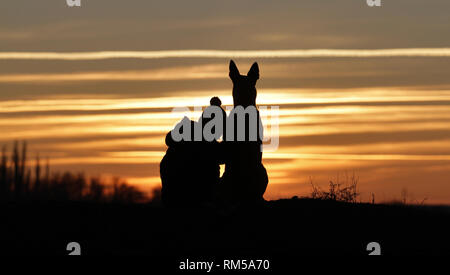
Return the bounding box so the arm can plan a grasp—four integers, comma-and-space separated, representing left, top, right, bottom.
201, 97, 227, 139
210, 96, 222, 107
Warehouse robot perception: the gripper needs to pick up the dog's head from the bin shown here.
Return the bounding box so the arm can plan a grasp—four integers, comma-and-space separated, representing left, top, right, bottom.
229, 60, 259, 107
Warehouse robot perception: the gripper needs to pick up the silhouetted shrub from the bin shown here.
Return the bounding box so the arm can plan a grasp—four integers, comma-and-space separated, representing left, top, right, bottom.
0, 141, 147, 203
309, 173, 359, 203
150, 186, 162, 204
112, 177, 146, 203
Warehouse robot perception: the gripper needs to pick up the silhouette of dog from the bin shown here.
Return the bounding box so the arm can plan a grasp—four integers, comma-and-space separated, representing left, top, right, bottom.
220, 60, 268, 203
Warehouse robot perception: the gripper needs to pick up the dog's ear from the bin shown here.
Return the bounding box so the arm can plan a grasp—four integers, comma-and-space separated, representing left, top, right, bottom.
229, 60, 240, 81
247, 62, 259, 83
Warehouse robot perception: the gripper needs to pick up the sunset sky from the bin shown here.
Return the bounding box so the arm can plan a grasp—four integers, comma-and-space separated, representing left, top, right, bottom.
1, 0, 450, 203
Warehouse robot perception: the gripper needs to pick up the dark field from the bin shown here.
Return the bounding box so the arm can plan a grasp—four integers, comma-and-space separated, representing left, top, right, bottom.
2, 198, 449, 264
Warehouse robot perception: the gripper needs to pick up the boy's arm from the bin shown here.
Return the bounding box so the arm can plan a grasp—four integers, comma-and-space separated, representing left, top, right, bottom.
215, 141, 227, 164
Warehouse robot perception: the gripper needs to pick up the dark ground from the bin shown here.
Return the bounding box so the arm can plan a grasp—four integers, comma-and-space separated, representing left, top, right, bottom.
2, 198, 450, 266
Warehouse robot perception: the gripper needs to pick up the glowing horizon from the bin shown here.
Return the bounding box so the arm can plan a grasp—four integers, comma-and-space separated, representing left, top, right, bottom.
2, 85, 450, 203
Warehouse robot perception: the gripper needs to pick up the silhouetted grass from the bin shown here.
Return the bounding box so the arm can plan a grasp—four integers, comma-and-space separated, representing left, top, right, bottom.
309, 172, 359, 203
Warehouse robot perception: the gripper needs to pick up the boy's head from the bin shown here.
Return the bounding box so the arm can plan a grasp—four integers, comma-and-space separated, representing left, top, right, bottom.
200, 97, 227, 141
210, 96, 222, 107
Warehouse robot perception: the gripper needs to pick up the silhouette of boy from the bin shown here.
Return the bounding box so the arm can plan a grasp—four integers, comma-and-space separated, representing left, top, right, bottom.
160, 97, 226, 206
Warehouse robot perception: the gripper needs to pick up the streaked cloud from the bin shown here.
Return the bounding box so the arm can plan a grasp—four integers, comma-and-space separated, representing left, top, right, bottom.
2, 48, 450, 61
0, 64, 224, 83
